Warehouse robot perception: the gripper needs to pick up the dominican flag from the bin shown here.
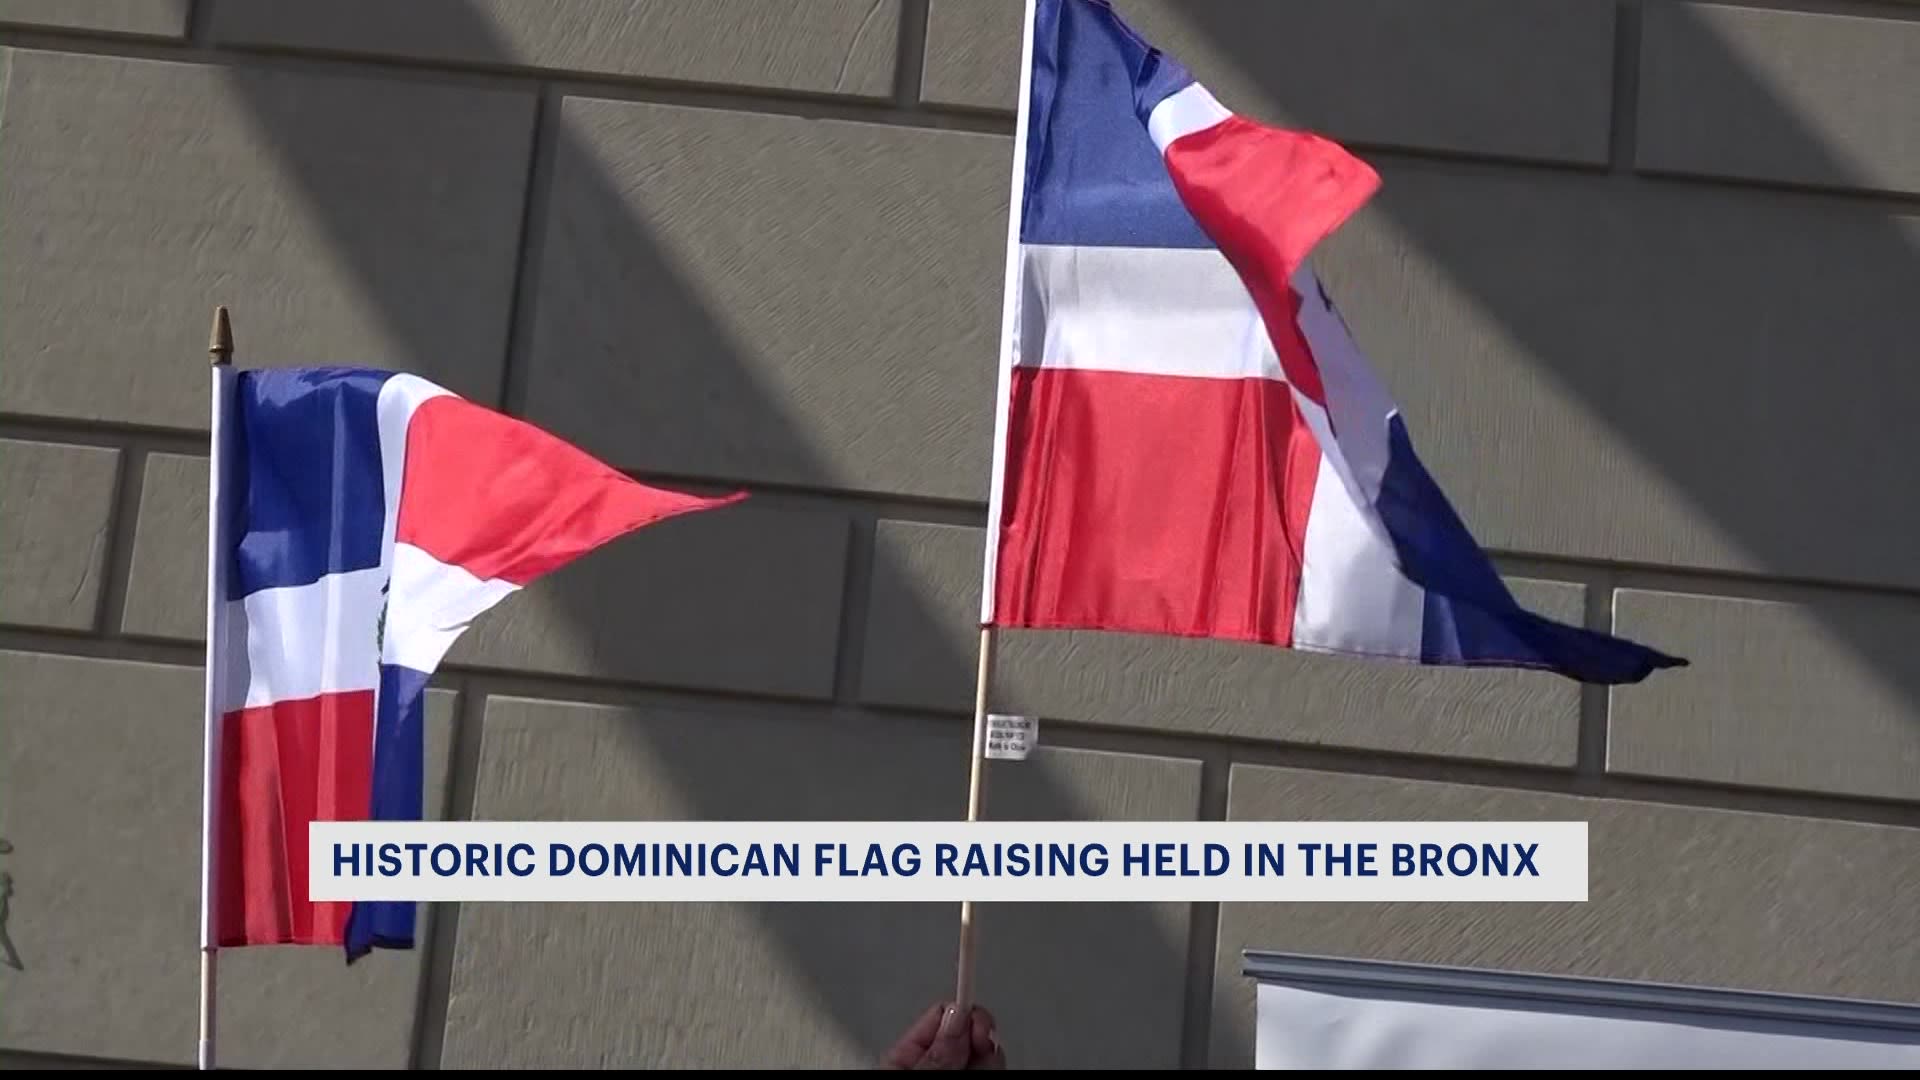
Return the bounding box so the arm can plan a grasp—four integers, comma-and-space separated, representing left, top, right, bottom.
982, 0, 1684, 684
201, 364, 742, 961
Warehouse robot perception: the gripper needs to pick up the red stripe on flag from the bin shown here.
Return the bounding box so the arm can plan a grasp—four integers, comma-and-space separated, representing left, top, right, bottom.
991, 367, 1321, 644
1161, 117, 1381, 407
217, 691, 373, 947
395, 395, 745, 586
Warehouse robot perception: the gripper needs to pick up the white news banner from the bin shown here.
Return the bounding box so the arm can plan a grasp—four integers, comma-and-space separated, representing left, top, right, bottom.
310, 821, 1588, 904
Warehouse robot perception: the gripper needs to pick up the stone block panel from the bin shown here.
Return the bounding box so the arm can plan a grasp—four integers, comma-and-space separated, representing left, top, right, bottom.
1610, 587, 1920, 804
208, 0, 900, 100
1638, 3, 1920, 197
442, 694, 1198, 1069
119, 452, 203, 641
918, 0, 1022, 113
860, 521, 1584, 766
0, 1, 187, 38
0, 650, 456, 1067
520, 95, 1007, 502
0, 51, 532, 430
923, 0, 1617, 166
1209, 764, 1920, 1067
0, 439, 119, 631
1309, 163, 1920, 591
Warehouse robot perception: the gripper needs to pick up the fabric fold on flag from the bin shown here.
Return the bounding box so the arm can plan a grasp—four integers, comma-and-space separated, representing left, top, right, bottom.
986, 0, 1685, 685
206, 368, 744, 962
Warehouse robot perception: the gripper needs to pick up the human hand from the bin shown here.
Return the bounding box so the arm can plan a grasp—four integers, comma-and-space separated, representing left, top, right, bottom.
883, 1002, 1006, 1069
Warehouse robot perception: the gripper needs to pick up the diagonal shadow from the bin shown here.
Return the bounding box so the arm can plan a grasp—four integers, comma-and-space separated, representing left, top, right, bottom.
1166, 1, 1920, 732
1152, 0, 1920, 1064
218, 3, 1196, 1070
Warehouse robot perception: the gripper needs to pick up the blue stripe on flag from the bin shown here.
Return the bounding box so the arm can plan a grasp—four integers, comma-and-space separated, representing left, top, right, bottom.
1020, 0, 1211, 250
229, 368, 394, 599
1375, 416, 1684, 683
343, 662, 433, 962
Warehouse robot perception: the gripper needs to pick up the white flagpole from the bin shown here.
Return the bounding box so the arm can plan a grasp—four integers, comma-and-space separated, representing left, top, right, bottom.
955, 0, 1039, 1014
199, 306, 234, 1071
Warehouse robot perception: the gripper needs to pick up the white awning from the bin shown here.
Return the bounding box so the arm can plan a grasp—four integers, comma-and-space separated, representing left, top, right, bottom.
1245, 951, 1920, 1069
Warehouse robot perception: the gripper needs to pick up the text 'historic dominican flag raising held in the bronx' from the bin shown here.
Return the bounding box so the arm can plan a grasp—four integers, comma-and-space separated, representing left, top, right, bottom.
310, 821, 1587, 904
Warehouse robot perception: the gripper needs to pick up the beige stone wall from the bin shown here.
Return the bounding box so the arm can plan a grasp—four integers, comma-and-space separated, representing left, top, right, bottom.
2, 0, 1916, 1068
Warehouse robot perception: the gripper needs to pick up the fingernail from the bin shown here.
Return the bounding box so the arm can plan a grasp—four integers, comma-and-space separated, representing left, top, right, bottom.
938, 1005, 964, 1037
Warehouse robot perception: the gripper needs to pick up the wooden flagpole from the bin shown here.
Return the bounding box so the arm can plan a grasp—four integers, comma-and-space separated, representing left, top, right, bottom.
953, 0, 1039, 1014
952, 627, 997, 1010
199, 306, 233, 1071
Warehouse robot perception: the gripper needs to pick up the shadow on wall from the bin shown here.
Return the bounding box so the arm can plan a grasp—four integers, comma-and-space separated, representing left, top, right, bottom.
219, 2, 1207, 1071
1170, 1, 1920, 713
